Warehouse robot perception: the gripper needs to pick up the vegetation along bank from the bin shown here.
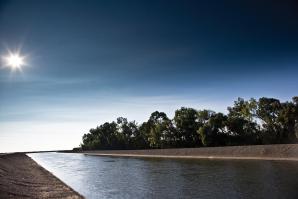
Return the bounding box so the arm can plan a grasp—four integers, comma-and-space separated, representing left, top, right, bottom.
80, 96, 298, 150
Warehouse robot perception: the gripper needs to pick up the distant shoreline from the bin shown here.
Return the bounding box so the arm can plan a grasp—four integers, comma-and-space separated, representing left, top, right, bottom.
80, 144, 298, 161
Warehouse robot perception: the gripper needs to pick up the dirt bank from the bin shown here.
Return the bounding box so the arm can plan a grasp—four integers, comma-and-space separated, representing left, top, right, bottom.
83, 144, 298, 161
0, 153, 84, 199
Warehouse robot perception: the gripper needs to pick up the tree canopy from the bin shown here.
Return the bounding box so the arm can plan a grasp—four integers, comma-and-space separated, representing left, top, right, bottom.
80, 96, 298, 150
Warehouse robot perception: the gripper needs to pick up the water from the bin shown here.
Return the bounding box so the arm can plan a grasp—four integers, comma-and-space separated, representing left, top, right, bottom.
28, 152, 298, 199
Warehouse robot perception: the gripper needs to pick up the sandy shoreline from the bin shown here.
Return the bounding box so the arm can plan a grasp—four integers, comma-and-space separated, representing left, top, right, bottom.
0, 153, 84, 199
82, 144, 298, 161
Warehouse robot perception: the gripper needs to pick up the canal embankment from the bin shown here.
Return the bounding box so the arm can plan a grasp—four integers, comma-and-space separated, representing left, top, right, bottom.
0, 153, 84, 199
82, 144, 298, 161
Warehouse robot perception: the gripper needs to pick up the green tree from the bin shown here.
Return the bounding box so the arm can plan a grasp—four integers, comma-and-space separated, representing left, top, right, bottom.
116, 117, 132, 149
226, 117, 260, 145
227, 98, 260, 145
257, 98, 284, 143
174, 107, 200, 147
293, 97, 298, 139
228, 97, 257, 121
146, 111, 173, 148
276, 101, 297, 143
79, 96, 298, 150
197, 109, 215, 125
198, 113, 228, 146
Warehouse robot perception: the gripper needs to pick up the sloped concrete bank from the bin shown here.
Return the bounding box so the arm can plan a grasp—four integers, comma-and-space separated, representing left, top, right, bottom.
83, 144, 298, 161
0, 153, 84, 199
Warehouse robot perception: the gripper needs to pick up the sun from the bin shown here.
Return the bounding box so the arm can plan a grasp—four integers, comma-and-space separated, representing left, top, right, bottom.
2, 52, 26, 71
6, 53, 25, 68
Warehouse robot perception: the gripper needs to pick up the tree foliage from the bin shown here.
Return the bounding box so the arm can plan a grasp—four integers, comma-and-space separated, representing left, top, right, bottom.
80, 96, 298, 150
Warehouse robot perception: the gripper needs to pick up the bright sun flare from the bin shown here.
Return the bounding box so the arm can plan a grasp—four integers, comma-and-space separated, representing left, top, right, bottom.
5, 53, 25, 69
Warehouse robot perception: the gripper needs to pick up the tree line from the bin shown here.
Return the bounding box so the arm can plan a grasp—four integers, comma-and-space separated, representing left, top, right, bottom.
79, 96, 298, 150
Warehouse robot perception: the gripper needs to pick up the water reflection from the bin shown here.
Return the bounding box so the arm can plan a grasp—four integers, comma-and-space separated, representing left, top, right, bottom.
28, 153, 298, 199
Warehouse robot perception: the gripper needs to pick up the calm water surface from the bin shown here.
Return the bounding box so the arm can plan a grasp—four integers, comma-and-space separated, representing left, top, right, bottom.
28, 152, 298, 199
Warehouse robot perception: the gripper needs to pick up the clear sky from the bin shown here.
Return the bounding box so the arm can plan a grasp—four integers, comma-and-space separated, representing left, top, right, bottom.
0, 0, 298, 152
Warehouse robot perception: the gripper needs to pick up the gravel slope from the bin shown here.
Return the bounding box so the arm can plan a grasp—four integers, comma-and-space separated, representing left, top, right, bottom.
0, 153, 84, 199
83, 144, 298, 161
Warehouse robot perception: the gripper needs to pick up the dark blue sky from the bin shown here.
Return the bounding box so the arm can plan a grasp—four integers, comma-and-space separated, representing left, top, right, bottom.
1, 0, 298, 151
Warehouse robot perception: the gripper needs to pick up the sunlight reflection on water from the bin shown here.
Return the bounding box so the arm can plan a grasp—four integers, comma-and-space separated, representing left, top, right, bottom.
28, 152, 298, 199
